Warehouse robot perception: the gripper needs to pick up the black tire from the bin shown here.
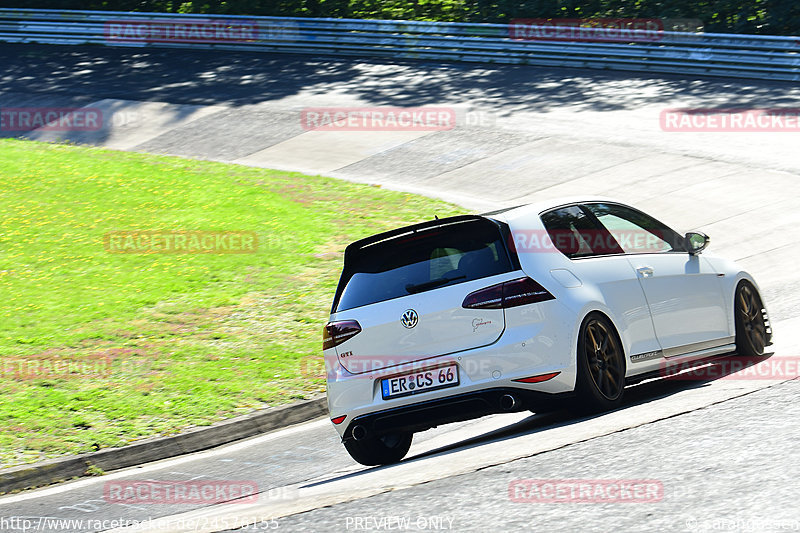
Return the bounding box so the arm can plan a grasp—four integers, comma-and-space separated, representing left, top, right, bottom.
734, 281, 769, 357
343, 432, 412, 466
573, 313, 626, 413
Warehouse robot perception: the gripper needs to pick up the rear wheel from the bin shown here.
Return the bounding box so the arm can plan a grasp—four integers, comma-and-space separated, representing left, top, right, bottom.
735, 281, 769, 357
574, 313, 626, 413
343, 431, 412, 466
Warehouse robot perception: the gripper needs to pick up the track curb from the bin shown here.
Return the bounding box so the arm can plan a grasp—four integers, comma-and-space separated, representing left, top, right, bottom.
0, 396, 327, 495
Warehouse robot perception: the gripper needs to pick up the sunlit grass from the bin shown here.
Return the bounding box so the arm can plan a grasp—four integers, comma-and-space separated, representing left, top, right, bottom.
0, 138, 462, 467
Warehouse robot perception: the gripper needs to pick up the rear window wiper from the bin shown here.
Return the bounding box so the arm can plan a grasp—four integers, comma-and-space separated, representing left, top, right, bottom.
405, 275, 466, 294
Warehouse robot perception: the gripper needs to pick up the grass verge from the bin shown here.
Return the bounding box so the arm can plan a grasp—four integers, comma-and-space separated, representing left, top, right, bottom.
0, 138, 462, 467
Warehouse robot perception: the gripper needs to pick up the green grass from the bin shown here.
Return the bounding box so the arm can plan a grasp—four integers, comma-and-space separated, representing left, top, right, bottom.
0, 138, 462, 468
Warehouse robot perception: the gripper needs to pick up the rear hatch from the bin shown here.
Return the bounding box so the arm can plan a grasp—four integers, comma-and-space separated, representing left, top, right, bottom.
328, 216, 518, 374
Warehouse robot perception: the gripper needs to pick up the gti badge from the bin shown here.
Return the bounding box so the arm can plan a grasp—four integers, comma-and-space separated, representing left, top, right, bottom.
401, 309, 419, 329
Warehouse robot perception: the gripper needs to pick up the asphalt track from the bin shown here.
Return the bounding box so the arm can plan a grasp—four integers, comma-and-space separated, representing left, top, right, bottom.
0, 43, 799, 533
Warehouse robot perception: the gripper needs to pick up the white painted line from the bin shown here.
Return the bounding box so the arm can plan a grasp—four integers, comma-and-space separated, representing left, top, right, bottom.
0, 419, 329, 505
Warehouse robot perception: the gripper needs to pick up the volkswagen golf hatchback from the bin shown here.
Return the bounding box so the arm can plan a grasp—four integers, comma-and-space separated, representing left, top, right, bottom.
323, 198, 771, 466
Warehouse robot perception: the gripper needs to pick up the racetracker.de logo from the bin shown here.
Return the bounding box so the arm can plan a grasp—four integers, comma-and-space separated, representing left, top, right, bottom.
509, 479, 664, 503
103, 480, 258, 504
660, 108, 800, 132
105, 19, 259, 43
300, 107, 456, 131
104, 231, 258, 254
660, 356, 799, 381
509, 229, 674, 254
510, 18, 665, 42
1, 354, 112, 380
1, 107, 102, 132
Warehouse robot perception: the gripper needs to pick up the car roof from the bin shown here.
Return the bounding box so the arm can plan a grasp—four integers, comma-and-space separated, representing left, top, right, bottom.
345, 196, 627, 254
481, 196, 622, 223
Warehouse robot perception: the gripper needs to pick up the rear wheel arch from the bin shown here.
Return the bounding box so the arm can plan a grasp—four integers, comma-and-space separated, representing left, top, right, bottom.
573, 307, 629, 360
580, 309, 628, 355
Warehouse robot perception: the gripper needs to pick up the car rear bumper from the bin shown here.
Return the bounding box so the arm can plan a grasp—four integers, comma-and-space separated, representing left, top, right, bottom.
340, 386, 573, 441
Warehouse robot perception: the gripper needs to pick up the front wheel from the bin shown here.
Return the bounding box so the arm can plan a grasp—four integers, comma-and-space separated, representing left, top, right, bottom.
735, 281, 770, 357
343, 432, 412, 466
573, 313, 626, 413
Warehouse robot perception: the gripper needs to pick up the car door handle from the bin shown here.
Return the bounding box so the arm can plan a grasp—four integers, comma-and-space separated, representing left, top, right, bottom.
636, 266, 654, 278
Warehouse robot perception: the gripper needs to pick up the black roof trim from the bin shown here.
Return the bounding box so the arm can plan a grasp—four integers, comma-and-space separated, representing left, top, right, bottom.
479, 204, 527, 217
344, 214, 486, 255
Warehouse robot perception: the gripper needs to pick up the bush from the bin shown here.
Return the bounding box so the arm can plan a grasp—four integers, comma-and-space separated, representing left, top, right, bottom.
3, 0, 798, 35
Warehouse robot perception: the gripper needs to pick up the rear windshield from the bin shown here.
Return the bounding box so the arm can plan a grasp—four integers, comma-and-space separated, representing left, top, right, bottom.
334, 218, 513, 312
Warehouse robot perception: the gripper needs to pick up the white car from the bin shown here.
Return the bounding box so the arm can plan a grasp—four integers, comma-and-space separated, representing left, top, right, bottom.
323, 198, 771, 466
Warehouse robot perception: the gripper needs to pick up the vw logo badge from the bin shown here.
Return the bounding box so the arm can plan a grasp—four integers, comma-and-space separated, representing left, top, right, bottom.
401, 309, 419, 329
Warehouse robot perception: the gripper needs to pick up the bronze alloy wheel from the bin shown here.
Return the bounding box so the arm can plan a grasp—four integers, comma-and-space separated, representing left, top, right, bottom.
735, 281, 769, 357
574, 313, 626, 412
584, 318, 624, 400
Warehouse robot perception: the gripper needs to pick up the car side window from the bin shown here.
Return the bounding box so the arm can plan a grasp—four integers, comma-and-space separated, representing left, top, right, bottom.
540, 205, 623, 259
584, 203, 686, 254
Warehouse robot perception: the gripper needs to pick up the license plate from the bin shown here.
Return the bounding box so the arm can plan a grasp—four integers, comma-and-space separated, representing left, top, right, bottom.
381, 363, 459, 400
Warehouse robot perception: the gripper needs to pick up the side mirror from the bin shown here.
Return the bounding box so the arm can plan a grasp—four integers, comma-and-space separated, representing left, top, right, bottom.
685, 232, 709, 255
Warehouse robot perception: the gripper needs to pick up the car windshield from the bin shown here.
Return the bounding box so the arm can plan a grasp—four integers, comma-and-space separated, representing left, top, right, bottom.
334, 218, 513, 311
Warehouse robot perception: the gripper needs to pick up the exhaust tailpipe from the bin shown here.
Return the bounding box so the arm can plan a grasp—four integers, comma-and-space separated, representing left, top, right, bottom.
351, 425, 368, 441
500, 394, 518, 411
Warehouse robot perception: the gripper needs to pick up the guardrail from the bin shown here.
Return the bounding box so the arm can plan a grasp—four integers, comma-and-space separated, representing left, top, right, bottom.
1, 8, 798, 82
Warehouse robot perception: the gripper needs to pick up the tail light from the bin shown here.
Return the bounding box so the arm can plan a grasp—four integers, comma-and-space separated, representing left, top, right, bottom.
462, 277, 554, 310
513, 371, 560, 383
323, 320, 362, 350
